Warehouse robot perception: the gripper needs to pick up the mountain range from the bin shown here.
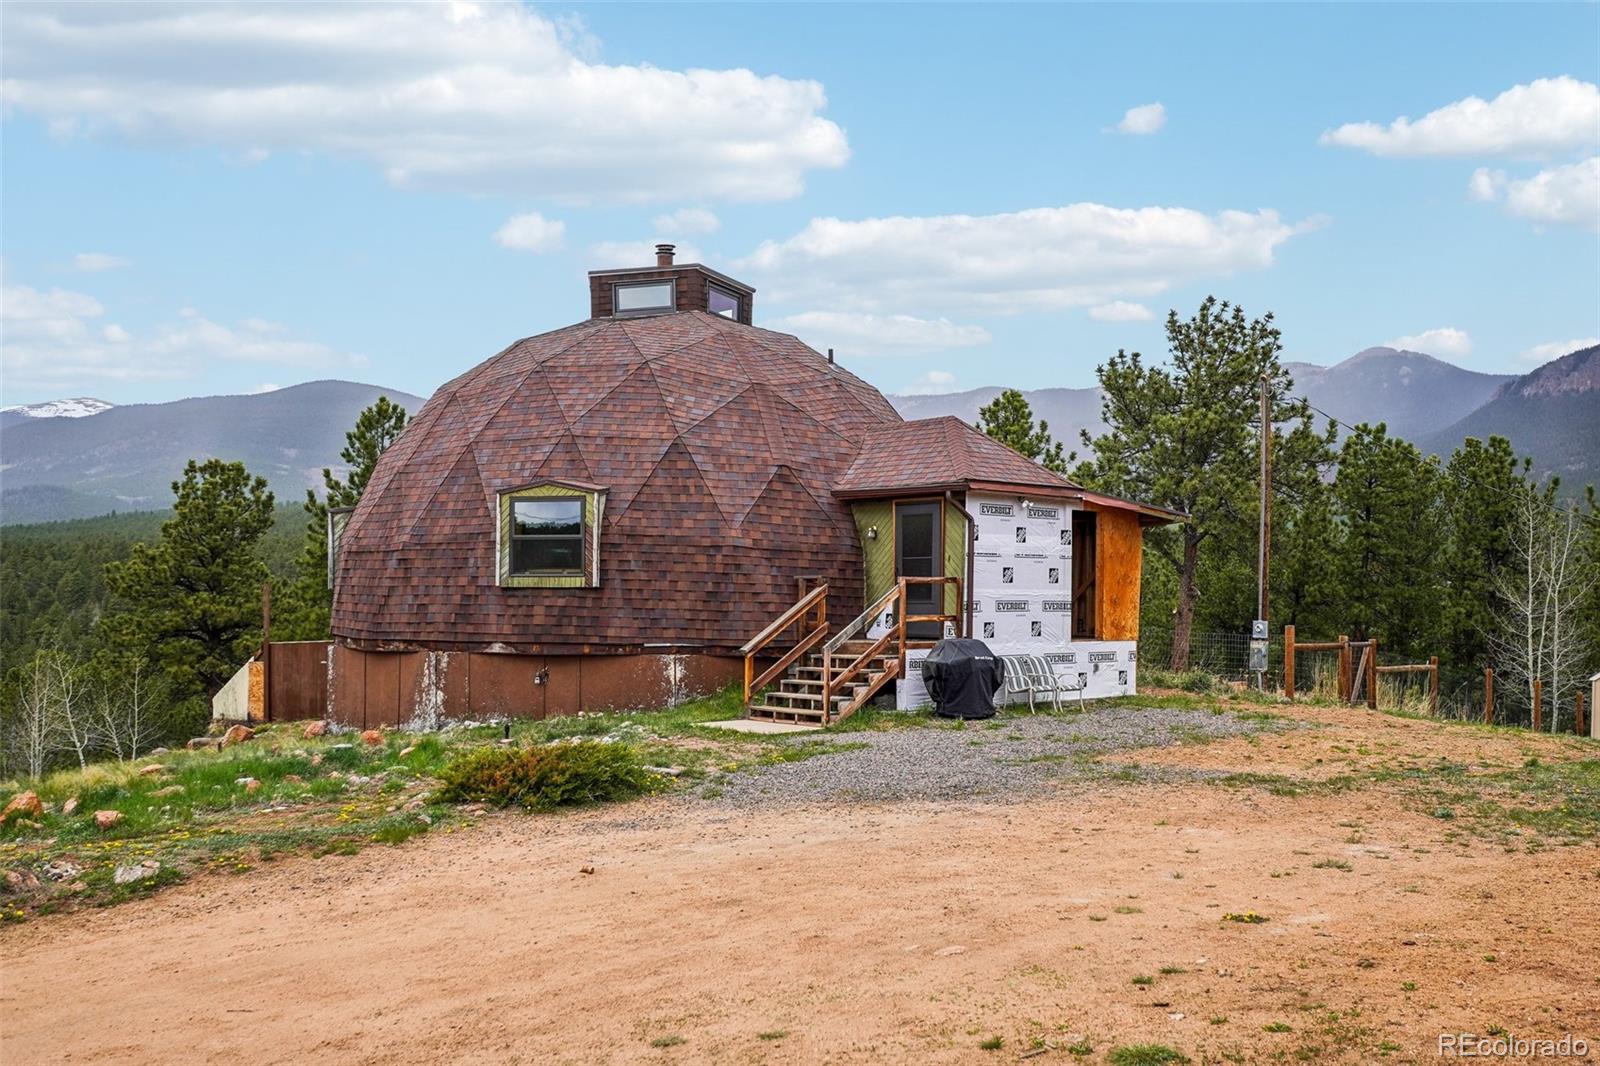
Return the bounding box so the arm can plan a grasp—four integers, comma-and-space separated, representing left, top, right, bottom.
0, 346, 1592, 524
0, 381, 426, 524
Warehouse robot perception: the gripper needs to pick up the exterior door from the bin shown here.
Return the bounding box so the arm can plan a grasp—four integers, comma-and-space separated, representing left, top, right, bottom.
895, 501, 942, 640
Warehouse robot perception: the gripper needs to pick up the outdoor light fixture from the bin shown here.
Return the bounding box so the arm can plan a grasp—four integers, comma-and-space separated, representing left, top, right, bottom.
867, 525, 878, 539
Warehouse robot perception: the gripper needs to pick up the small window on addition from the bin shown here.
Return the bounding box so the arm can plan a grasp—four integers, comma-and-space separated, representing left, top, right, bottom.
511, 498, 584, 574
614, 280, 674, 315
707, 284, 741, 319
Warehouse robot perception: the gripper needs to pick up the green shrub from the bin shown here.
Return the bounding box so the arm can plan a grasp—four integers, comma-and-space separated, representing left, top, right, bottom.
435, 741, 657, 810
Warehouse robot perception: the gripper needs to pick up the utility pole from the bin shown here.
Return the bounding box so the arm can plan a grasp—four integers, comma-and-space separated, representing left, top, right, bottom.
1255, 375, 1272, 690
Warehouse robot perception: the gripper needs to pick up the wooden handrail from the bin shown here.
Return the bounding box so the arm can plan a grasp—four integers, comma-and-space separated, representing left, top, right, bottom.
749, 624, 828, 697
742, 583, 828, 708
828, 627, 900, 708
740, 583, 828, 656
824, 585, 900, 655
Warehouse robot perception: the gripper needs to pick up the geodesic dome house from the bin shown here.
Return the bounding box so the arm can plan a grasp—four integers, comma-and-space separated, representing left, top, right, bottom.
327, 246, 1178, 728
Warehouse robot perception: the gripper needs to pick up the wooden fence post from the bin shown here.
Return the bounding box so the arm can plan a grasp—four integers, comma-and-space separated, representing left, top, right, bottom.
1338, 635, 1351, 704
1429, 656, 1439, 717
1366, 636, 1379, 710
1484, 667, 1494, 726
1284, 625, 1296, 700
1533, 678, 1543, 732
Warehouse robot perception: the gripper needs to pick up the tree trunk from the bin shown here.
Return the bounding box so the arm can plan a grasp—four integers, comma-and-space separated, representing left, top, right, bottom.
1170, 530, 1200, 670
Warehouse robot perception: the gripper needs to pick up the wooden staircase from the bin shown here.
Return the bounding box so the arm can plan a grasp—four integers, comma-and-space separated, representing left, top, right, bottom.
740, 577, 961, 728
747, 640, 900, 726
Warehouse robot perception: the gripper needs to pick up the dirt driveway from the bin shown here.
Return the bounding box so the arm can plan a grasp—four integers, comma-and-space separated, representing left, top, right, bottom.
4, 703, 1597, 1064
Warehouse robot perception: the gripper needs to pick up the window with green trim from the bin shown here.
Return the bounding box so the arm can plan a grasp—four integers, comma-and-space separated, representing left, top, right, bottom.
497, 482, 606, 588
510, 498, 583, 575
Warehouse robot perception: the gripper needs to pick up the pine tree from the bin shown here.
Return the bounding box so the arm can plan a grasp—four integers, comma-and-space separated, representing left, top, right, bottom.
278, 397, 408, 639
1271, 477, 1343, 638
977, 389, 1071, 473
1078, 297, 1330, 669
103, 459, 276, 698
1332, 424, 1445, 659
1436, 436, 1524, 670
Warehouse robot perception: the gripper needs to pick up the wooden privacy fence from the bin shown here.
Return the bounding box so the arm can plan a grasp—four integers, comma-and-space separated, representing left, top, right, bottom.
263, 640, 331, 721
1283, 626, 1437, 713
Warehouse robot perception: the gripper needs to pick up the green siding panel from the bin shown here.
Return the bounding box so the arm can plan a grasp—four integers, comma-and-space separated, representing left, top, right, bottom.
944, 499, 969, 617
852, 501, 895, 604
851, 497, 969, 618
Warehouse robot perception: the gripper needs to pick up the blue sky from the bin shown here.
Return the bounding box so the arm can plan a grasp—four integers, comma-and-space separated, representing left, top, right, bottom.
2, 2, 1597, 408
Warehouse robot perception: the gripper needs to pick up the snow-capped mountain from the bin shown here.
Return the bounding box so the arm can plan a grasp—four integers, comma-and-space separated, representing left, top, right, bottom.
0, 397, 115, 420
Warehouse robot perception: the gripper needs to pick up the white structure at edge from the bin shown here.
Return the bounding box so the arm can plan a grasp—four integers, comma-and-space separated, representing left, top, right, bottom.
893, 492, 1136, 710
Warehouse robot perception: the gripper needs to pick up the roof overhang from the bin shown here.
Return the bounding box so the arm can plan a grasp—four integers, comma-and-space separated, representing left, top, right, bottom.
496, 477, 610, 495
586, 262, 755, 296
831, 479, 1185, 525
1077, 489, 1186, 526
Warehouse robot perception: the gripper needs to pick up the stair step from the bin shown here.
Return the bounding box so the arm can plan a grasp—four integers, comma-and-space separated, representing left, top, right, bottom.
768, 691, 823, 704
748, 704, 827, 724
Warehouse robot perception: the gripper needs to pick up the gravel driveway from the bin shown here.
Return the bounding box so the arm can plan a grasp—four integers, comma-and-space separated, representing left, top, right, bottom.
698, 704, 1284, 807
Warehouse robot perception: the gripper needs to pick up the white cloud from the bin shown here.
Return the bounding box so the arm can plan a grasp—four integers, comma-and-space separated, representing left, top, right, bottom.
588, 240, 704, 268
1321, 76, 1600, 157
1088, 300, 1155, 322
1469, 157, 1600, 231
1517, 337, 1599, 365
903, 370, 959, 395
72, 252, 129, 272
0, 280, 365, 393
251, 382, 283, 394
741, 203, 1314, 315
0, 3, 848, 204
1386, 327, 1472, 358
653, 208, 721, 235
768, 311, 991, 352
1116, 103, 1166, 135
494, 212, 566, 253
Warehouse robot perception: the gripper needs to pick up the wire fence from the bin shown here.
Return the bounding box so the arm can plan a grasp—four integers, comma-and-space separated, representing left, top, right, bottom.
1138, 628, 1283, 682
1139, 626, 1590, 735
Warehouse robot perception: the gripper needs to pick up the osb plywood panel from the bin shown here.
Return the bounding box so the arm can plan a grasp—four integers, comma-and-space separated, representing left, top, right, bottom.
1094, 506, 1143, 642
247, 660, 265, 723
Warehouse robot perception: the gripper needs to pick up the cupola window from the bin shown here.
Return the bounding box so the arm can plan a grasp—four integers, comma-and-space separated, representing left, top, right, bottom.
707, 284, 741, 319
614, 280, 675, 315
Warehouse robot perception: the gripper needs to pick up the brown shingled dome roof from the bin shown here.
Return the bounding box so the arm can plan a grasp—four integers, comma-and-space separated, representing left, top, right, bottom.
332, 311, 901, 654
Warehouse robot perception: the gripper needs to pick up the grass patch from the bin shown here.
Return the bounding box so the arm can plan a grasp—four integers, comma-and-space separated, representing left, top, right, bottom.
1263, 1022, 1293, 1033
649, 1034, 685, 1048
1131, 974, 1154, 986
756, 1030, 788, 1041
1107, 1045, 1190, 1066
978, 1035, 1004, 1050
1311, 858, 1353, 871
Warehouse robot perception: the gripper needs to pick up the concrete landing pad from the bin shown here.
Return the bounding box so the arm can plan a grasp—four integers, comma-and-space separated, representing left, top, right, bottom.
702, 718, 821, 734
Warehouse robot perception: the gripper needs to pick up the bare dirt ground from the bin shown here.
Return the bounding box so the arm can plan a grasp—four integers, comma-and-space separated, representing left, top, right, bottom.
4, 702, 1598, 1065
